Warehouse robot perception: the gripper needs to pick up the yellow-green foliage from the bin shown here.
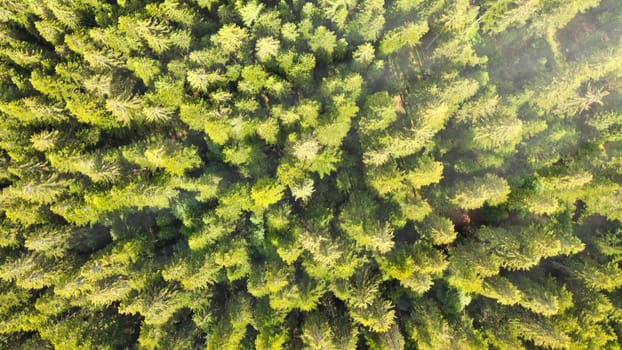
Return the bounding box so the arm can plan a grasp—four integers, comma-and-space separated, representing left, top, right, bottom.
0, 0, 621, 348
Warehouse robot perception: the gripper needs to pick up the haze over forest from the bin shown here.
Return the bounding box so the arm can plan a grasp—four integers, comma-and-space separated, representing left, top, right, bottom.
0, 0, 622, 349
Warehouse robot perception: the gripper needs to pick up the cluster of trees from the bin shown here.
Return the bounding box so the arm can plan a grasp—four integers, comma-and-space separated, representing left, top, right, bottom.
0, 0, 621, 348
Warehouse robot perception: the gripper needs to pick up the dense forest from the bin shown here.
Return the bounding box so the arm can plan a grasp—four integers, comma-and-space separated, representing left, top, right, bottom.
0, 0, 621, 348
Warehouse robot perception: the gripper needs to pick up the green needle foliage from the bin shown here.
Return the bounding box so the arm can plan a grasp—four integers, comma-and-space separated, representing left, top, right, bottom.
0, 0, 621, 348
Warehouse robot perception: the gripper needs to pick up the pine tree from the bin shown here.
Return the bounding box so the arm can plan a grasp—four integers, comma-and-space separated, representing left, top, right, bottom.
451, 174, 511, 210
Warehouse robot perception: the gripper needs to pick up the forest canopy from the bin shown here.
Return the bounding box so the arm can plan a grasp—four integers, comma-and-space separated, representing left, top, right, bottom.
1, 0, 622, 349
